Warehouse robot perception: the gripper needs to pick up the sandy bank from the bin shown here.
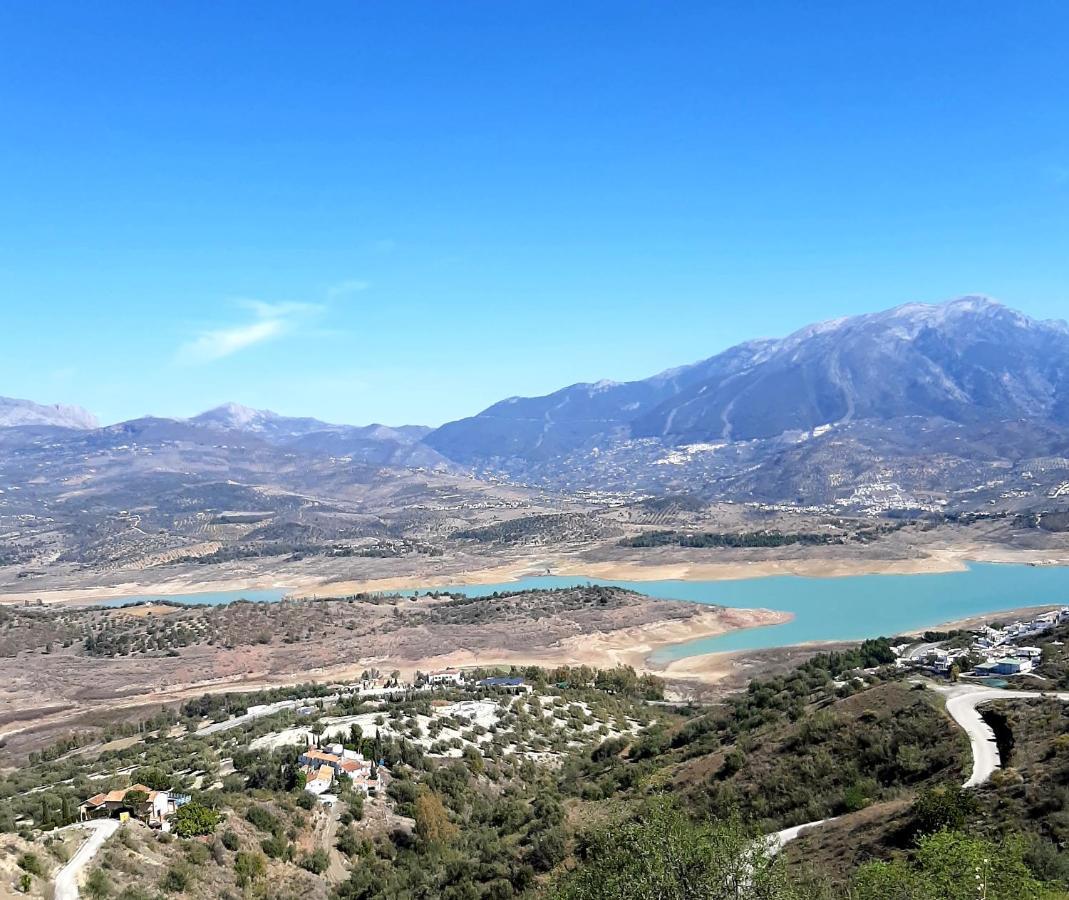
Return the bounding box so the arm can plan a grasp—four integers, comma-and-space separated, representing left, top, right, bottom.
8, 543, 1069, 608
291, 554, 975, 598
378, 606, 793, 682
294, 544, 1069, 597
903, 603, 1067, 635
0, 574, 293, 606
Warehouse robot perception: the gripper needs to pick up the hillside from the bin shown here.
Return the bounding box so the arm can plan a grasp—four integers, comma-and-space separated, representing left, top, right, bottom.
423, 298, 1069, 508
4, 621, 1067, 899
428, 297, 1069, 459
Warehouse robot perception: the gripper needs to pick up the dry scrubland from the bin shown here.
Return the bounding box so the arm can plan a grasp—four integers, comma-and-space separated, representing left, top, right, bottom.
0, 586, 783, 761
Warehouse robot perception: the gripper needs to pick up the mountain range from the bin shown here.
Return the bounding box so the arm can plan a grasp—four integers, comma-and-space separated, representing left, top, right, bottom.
4, 297, 1069, 511
426, 297, 1069, 462
0, 396, 99, 430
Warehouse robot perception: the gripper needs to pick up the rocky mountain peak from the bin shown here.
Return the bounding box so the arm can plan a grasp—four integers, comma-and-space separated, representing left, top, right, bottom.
0, 396, 98, 429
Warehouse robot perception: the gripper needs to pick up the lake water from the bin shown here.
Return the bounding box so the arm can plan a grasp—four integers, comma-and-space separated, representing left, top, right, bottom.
398, 563, 1069, 660
94, 563, 1069, 662
97, 587, 290, 608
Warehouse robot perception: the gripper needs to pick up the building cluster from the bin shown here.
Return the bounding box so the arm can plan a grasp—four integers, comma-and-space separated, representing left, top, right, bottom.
424, 669, 531, 693
298, 743, 377, 796
79, 784, 191, 830
912, 606, 1069, 678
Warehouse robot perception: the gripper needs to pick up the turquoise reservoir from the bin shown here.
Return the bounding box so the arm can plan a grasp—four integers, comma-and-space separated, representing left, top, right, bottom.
402, 563, 1069, 660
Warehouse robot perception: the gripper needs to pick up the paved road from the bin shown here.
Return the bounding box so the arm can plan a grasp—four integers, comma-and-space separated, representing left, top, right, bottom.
903, 641, 945, 662
767, 817, 838, 855
935, 684, 1069, 787
767, 683, 1069, 855
54, 819, 120, 900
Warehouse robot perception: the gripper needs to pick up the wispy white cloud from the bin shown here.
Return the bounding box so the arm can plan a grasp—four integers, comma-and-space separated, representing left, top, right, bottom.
326, 279, 370, 299
237, 299, 324, 318
177, 300, 323, 364
178, 318, 285, 364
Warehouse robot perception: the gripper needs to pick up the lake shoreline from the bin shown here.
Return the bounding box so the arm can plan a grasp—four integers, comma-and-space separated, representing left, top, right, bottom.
4, 543, 1069, 607
653, 601, 1069, 684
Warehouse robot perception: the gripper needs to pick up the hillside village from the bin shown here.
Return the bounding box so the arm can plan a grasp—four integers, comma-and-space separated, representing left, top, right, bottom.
905, 606, 1069, 679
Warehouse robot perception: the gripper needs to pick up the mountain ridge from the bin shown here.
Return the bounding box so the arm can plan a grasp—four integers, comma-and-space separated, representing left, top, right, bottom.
0, 395, 98, 430
424, 296, 1069, 463
6, 296, 1069, 510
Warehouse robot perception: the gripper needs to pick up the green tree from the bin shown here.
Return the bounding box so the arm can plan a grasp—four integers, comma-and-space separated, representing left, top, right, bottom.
852, 830, 1045, 900
911, 785, 978, 835
133, 767, 172, 790
123, 789, 149, 816
551, 799, 801, 900
414, 791, 458, 847
170, 802, 220, 837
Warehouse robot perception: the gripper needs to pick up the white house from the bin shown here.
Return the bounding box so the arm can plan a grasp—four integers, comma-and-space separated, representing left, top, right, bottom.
427, 669, 465, 686
305, 764, 334, 795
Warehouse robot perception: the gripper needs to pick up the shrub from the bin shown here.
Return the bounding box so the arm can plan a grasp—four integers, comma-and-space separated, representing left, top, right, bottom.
221, 830, 240, 851
171, 802, 220, 838
160, 864, 190, 893
911, 786, 978, 835
17, 853, 44, 876
260, 834, 290, 859
245, 804, 282, 835
85, 868, 112, 899
185, 841, 211, 865
234, 851, 266, 886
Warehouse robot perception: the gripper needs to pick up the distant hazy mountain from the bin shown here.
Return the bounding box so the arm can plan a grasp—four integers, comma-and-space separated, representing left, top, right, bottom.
5, 297, 1069, 515
425, 297, 1069, 464
188, 402, 342, 439
426, 341, 773, 462
0, 396, 98, 429
183, 403, 442, 467
189, 402, 429, 442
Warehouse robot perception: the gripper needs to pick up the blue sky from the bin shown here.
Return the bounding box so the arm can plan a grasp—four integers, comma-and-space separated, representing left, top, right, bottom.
1, 2, 1067, 427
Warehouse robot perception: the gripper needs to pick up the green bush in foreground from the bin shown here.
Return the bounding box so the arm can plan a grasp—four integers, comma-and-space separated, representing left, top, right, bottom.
852, 830, 1044, 900
551, 799, 801, 900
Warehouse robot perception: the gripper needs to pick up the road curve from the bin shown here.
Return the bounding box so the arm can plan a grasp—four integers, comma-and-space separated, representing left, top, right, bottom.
54, 819, 120, 900
936, 684, 1069, 787
768, 683, 1069, 855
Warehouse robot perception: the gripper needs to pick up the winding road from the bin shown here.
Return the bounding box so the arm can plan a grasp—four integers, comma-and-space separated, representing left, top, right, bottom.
54, 819, 120, 900
934, 683, 1069, 787
770, 682, 1069, 854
